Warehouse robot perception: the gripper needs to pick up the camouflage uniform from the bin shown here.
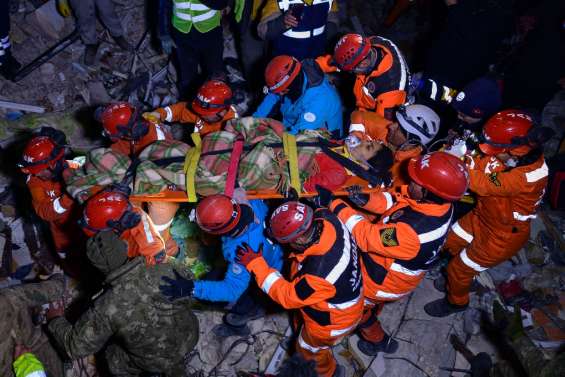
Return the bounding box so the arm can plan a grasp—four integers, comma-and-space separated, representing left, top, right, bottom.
0, 276, 65, 377
48, 257, 199, 376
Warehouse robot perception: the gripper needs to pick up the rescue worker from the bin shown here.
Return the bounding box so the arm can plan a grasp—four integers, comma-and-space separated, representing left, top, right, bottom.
235, 201, 363, 377
157, 0, 245, 97
0, 275, 65, 377
254, 55, 343, 137
329, 151, 469, 355
0, 0, 21, 80
425, 110, 549, 317
18, 128, 83, 260
79, 188, 170, 265
95, 102, 179, 253
257, 0, 339, 60
47, 231, 199, 376
146, 79, 238, 137
317, 33, 410, 120
347, 104, 440, 186
159, 194, 283, 337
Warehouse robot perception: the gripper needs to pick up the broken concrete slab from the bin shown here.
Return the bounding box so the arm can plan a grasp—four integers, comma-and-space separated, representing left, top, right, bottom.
26, 0, 66, 40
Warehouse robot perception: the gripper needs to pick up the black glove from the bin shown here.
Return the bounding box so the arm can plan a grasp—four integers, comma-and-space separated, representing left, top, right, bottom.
314, 185, 333, 208
159, 270, 194, 301
347, 185, 369, 207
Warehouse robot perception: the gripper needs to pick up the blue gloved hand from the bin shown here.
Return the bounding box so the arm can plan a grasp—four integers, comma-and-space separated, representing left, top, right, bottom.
160, 34, 176, 55
159, 270, 194, 300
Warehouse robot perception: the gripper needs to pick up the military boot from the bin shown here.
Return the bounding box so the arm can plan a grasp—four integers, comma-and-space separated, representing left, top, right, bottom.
424, 298, 468, 317
357, 333, 399, 356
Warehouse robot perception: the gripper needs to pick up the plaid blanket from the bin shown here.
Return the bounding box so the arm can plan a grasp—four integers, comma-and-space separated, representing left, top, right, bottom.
65, 117, 330, 200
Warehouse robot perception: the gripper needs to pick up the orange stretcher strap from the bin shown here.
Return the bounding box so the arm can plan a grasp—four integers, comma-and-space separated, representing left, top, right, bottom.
184, 132, 202, 202
225, 137, 244, 198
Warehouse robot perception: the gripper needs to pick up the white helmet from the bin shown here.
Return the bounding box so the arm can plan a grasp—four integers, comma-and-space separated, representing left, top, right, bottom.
395, 104, 440, 146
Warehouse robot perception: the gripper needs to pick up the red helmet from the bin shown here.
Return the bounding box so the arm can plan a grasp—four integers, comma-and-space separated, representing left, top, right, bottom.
269, 201, 314, 243
265, 55, 302, 94
407, 152, 469, 201
95, 102, 143, 140
19, 136, 65, 175
479, 110, 533, 156
195, 194, 243, 235
333, 33, 371, 71
192, 80, 233, 116
81, 190, 133, 237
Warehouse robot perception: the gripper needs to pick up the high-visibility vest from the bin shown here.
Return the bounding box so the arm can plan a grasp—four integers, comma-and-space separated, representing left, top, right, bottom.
172, 0, 221, 33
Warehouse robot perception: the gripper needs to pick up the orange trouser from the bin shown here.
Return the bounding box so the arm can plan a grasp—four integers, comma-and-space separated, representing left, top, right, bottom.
445, 211, 530, 306
357, 300, 386, 343
296, 324, 350, 377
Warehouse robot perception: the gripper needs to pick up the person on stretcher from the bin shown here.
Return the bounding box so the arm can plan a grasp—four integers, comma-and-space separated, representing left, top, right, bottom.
347, 104, 440, 187
64, 117, 393, 202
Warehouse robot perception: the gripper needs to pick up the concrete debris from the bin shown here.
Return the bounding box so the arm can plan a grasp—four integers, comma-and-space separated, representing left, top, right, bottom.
27, 0, 66, 40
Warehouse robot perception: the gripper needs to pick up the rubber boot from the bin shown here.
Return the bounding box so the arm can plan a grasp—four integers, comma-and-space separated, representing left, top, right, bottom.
424, 298, 468, 317
357, 333, 399, 356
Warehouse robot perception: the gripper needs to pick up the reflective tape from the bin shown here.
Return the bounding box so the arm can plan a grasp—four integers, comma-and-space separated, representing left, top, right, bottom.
513, 211, 536, 221
52, 197, 67, 214
375, 290, 408, 299
24, 372, 47, 377
164, 106, 173, 122
459, 249, 487, 272
141, 215, 155, 243
344, 214, 364, 233
328, 293, 361, 310
192, 10, 217, 22
525, 162, 548, 183
330, 323, 356, 337
349, 123, 366, 133
155, 125, 166, 140
383, 192, 394, 210
261, 271, 282, 294
298, 331, 329, 353
418, 219, 450, 243
429, 80, 438, 100
451, 221, 473, 243
390, 262, 425, 276
153, 218, 174, 232
283, 25, 326, 39
174, 2, 210, 10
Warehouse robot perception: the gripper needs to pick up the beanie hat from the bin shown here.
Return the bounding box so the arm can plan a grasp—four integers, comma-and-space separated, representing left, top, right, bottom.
452, 77, 502, 119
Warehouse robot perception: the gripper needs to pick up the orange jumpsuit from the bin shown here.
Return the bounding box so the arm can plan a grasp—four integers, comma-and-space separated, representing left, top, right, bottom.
349, 110, 422, 187
110, 122, 172, 157
120, 206, 166, 265
246, 210, 363, 377
331, 186, 453, 343
319, 36, 409, 119
26, 164, 83, 254
445, 155, 548, 306
155, 102, 238, 136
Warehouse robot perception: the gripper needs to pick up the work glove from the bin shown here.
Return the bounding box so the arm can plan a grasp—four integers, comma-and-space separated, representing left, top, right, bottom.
347, 185, 369, 207
314, 185, 333, 208
160, 34, 176, 55
235, 242, 263, 268
160, 270, 195, 301
56, 0, 72, 17
142, 111, 162, 123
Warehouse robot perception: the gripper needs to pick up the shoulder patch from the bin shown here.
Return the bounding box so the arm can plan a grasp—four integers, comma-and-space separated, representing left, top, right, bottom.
488, 173, 501, 187
390, 210, 404, 221
380, 227, 399, 247
304, 112, 316, 122
366, 81, 376, 94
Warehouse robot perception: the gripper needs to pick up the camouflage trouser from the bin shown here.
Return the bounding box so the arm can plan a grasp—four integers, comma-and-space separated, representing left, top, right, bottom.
106, 344, 186, 377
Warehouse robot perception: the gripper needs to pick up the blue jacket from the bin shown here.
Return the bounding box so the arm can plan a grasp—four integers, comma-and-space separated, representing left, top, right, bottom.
254, 60, 343, 137
193, 200, 283, 302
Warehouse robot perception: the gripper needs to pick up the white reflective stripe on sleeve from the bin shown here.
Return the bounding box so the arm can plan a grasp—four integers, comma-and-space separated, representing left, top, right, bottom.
418, 219, 450, 243
174, 2, 194, 9
261, 271, 282, 294
53, 197, 68, 214
141, 215, 155, 243
153, 218, 174, 232
175, 12, 193, 21
451, 221, 473, 243
380, 36, 408, 90
192, 10, 217, 22
328, 293, 361, 310
298, 330, 329, 353
442, 86, 453, 102
325, 223, 351, 284
430, 80, 437, 100
459, 249, 488, 272
25, 372, 47, 377
344, 214, 364, 233
390, 262, 425, 276
164, 106, 173, 122
375, 290, 408, 299
155, 125, 166, 140
513, 211, 536, 221
313, 25, 325, 36
525, 162, 548, 183
189, 3, 211, 10
383, 192, 394, 210
330, 323, 356, 337
283, 29, 311, 38
349, 123, 366, 133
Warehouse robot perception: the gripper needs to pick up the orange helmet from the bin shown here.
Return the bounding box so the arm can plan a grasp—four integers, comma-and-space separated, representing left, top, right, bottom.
95, 102, 149, 141
333, 33, 371, 71
479, 110, 533, 156
407, 152, 469, 201
269, 201, 314, 243
195, 194, 244, 235
192, 80, 233, 116
19, 136, 65, 175
265, 55, 302, 94
80, 190, 140, 237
